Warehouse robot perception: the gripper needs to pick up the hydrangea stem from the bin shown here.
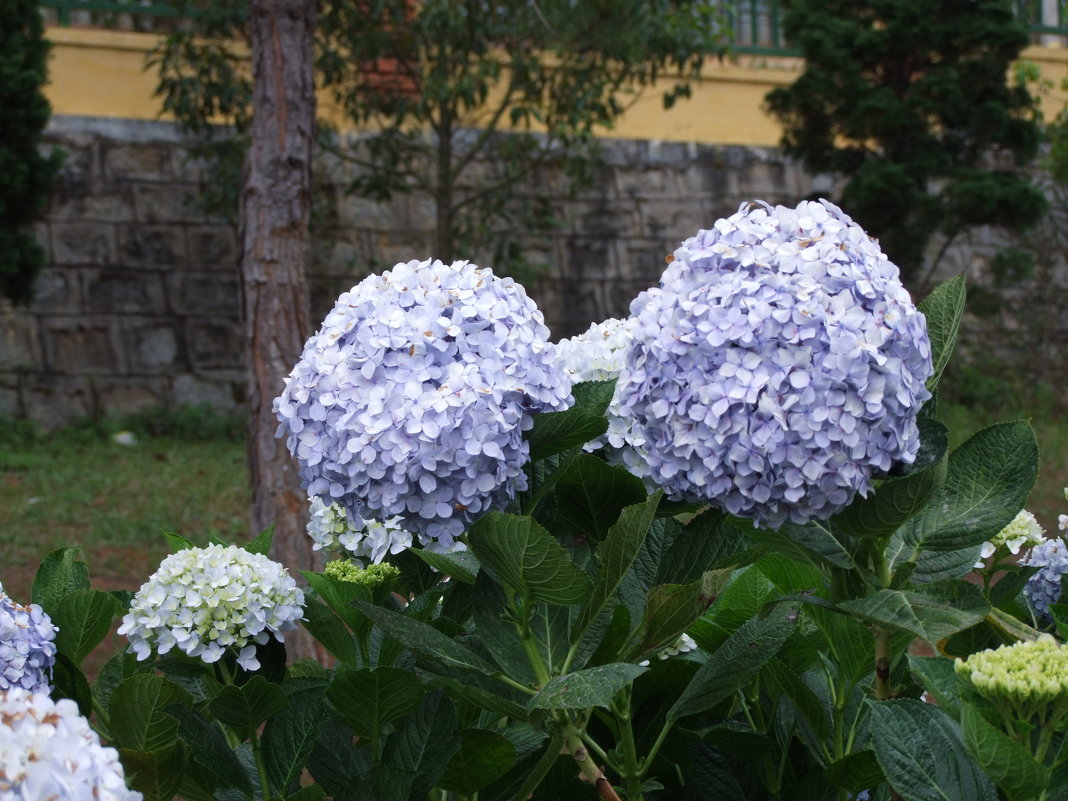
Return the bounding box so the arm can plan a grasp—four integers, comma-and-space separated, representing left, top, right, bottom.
611, 693, 644, 799
563, 724, 622, 801
874, 627, 892, 701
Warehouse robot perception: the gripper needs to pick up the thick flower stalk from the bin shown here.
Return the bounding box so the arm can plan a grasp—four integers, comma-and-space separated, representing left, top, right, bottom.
1021, 537, 1068, 620
975, 509, 1045, 569
118, 544, 304, 671
615, 199, 933, 528
556, 317, 652, 481
0, 584, 57, 692
275, 258, 572, 545
0, 688, 141, 800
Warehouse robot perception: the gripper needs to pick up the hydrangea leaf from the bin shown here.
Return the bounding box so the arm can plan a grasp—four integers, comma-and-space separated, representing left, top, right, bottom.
528, 663, 646, 712
831, 421, 949, 541
119, 744, 187, 801
907, 655, 967, 716
688, 740, 753, 800
328, 667, 424, 742
824, 750, 884, 794
438, 729, 516, 795
262, 688, 330, 797
52, 588, 120, 666
163, 531, 195, 552
763, 657, 831, 740
307, 718, 373, 800
169, 704, 256, 796
409, 548, 480, 584
667, 601, 799, 721
571, 379, 617, 415
743, 520, 855, 570
838, 583, 989, 644
244, 523, 275, 556
50, 651, 92, 719
551, 453, 649, 541
300, 595, 359, 667
630, 511, 752, 592
628, 571, 731, 662
472, 575, 537, 683
208, 675, 288, 740
869, 699, 997, 801
526, 408, 608, 461
354, 601, 497, 675
383, 691, 460, 799
110, 673, 192, 752
961, 705, 1049, 798
918, 274, 966, 391
901, 420, 1038, 552
302, 570, 373, 632
31, 545, 90, 614
571, 492, 661, 647
467, 512, 592, 605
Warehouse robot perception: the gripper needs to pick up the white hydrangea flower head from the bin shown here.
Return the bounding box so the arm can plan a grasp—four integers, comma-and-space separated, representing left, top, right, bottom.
117, 544, 304, 671
306, 496, 466, 565
615, 199, 933, 528
975, 509, 1046, 569
275, 258, 573, 546
1021, 537, 1068, 620
0, 583, 57, 692
0, 688, 141, 801
555, 317, 654, 482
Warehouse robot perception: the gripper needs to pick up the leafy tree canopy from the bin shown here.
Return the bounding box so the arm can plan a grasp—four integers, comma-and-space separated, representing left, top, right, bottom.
765, 0, 1046, 285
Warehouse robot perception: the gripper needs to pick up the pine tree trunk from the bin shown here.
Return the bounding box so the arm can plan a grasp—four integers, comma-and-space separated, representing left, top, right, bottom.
241, 0, 323, 659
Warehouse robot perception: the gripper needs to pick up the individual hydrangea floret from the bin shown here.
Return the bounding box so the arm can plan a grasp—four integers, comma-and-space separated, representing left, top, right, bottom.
0, 688, 141, 800
639, 633, 698, 667
117, 544, 304, 671
324, 559, 401, 589
275, 258, 573, 545
555, 317, 653, 481
1021, 538, 1068, 620
975, 509, 1046, 569
956, 635, 1068, 719
0, 583, 57, 692
614, 199, 933, 528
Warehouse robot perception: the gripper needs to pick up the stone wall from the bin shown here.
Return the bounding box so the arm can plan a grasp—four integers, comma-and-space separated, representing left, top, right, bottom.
5, 114, 1057, 428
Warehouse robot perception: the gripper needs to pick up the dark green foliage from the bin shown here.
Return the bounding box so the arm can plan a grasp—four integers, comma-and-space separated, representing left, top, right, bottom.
0, 0, 63, 304
765, 0, 1046, 283
151, 0, 722, 264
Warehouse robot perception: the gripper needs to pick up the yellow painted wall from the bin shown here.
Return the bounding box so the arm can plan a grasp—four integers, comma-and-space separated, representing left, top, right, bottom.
42, 26, 1068, 149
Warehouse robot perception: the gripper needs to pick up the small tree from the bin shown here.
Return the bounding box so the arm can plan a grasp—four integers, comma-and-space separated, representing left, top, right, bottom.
0, 0, 63, 304
765, 0, 1046, 287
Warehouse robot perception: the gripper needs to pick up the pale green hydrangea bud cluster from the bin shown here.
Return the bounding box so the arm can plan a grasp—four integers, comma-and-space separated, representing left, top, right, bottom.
118, 544, 305, 671
0, 688, 141, 800
956, 635, 1068, 723
323, 559, 401, 589
975, 509, 1045, 569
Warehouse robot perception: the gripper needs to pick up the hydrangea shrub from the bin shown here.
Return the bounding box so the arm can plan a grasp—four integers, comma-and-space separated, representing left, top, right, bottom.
614, 199, 933, 527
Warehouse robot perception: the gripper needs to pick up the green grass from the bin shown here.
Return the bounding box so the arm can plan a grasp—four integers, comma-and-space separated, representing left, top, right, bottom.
0, 408, 250, 603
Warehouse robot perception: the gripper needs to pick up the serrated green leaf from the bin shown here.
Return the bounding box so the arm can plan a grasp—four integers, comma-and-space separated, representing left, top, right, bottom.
111, 674, 191, 752
467, 512, 591, 605
571, 492, 661, 647
120, 744, 187, 801
302, 572, 372, 633
961, 705, 1049, 798
31, 546, 90, 614
384, 690, 459, 798
262, 688, 329, 797
307, 718, 372, 801
526, 410, 608, 460
409, 547, 480, 583
244, 523, 275, 555
902, 421, 1038, 552
169, 705, 255, 795
825, 750, 884, 794
743, 519, 855, 570
51, 588, 118, 665
327, 666, 425, 741
668, 601, 799, 720
209, 675, 288, 740
51, 651, 92, 719
473, 576, 537, 683
552, 453, 649, 540
163, 532, 195, 552
918, 274, 966, 390
629, 570, 729, 660
438, 729, 517, 795
302, 595, 358, 666
528, 662, 646, 711
869, 698, 997, 801
763, 657, 830, 740
838, 584, 989, 644
355, 601, 497, 675
572, 379, 617, 414
287, 785, 327, 801
907, 655, 966, 716
832, 422, 948, 540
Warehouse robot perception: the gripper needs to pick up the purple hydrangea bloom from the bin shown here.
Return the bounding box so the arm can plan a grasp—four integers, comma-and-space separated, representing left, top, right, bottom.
614, 200, 933, 528
1021, 538, 1068, 619
275, 258, 573, 544
0, 584, 57, 692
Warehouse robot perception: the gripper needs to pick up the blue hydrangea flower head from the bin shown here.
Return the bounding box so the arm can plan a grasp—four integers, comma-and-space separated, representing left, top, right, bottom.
275, 258, 573, 544
614, 200, 933, 528
0, 689, 142, 800
1021, 537, 1068, 620
0, 583, 57, 692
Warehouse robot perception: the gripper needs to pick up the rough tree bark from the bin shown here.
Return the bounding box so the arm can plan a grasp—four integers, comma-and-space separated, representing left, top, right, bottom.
241, 0, 323, 658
